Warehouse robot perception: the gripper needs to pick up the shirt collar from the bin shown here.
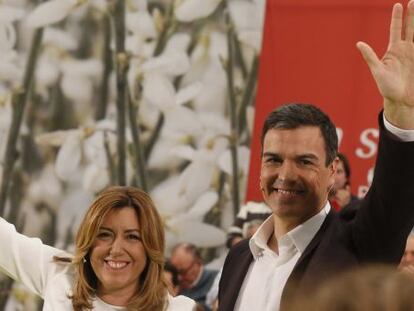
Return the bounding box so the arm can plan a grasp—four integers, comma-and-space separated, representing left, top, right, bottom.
249, 201, 331, 259
190, 265, 204, 287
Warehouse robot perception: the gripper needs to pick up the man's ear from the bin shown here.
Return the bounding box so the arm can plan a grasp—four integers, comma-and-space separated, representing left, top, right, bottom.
328, 156, 339, 186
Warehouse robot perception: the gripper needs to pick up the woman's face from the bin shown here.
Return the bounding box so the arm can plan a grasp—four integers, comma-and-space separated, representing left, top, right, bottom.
90, 206, 147, 298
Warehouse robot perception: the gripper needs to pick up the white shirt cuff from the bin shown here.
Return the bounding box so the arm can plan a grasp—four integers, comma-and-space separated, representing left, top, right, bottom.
383, 114, 414, 142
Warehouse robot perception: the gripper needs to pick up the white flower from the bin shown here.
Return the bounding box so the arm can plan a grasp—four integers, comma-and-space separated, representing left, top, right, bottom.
171, 139, 227, 203
141, 52, 190, 77
59, 58, 102, 104
60, 58, 102, 78
0, 20, 16, 54
127, 11, 157, 39
191, 60, 227, 114
27, 164, 63, 208
0, 53, 22, 84
147, 138, 187, 170
228, 0, 266, 51
0, 5, 25, 23
176, 191, 218, 221
61, 74, 94, 104
164, 33, 191, 55
143, 73, 175, 109
218, 146, 250, 177
43, 27, 78, 51
152, 175, 190, 215
82, 163, 109, 193
26, 0, 84, 28
175, 0, 222, 22
55, 131, 83, 181
166, 219, 226, 248
164, 192, 226, 248
35, 56, 60, 92
142, 72, 203, 135
56, 189, 94, 248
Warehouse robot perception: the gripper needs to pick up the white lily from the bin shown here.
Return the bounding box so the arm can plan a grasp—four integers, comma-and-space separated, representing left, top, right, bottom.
147, 137, 188, 170
26, 0, 87, 28
142, 72, 203, 135
228, 0, 266, 52
170, 137, 228, 204
175, 0, 222, 23
152, 183, 226, 249
43, 27, 78, 51
55, 131, 83, 181
166, 219, 226, 249
164, 33, 191, 55
27, 164, 63, 209
182, 31, 227, 114
127, 10, 157, 39
35, 56, 60, 94
59, 58, 102, 114
55, 188, 94, 249
217, 145, 250, 177
82, 163, 109, 193
0, 5, 25, 23
141, 51, 190, 77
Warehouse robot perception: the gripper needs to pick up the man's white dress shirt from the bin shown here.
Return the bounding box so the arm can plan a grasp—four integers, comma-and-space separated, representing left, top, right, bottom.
234, 203, 330, 311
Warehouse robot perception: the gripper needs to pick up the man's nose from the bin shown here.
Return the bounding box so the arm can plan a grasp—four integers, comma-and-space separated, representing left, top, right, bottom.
278, 161, 296, 180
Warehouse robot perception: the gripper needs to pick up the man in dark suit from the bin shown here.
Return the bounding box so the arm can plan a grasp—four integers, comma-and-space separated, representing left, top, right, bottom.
218, 2, 414, 311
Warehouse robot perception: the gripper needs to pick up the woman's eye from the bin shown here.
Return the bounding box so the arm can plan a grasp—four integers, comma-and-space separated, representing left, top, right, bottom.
97, 232, 111, 239
128, 234, 141, 241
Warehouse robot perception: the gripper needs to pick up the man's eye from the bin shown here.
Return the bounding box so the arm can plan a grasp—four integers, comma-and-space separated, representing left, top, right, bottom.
266, 157, 281, 163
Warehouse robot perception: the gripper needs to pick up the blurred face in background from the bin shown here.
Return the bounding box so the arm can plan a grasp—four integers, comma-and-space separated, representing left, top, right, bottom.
400, 235, 414, 268
334, 160, 348, 190
171, 248, 202, 289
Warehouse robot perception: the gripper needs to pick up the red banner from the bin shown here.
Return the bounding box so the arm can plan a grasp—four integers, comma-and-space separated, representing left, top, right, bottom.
246, 0, 408, 201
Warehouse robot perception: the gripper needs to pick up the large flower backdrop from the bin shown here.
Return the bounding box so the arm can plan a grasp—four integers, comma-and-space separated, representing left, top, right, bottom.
0, 0, 265, 308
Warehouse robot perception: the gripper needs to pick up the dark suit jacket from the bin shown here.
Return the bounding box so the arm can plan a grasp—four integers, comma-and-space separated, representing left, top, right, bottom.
218, 114, 414, 311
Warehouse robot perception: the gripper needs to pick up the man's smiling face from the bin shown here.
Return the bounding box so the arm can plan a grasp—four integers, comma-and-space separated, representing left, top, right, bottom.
260, 126, 336, 227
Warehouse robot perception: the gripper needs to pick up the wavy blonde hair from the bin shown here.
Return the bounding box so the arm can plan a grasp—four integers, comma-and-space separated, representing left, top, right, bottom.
68, 186, 168, 311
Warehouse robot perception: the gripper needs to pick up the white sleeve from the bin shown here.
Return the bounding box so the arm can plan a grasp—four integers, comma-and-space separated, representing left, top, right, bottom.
167, 294, 197, 311
383, 114, 414, 141
0, 217, 65, 297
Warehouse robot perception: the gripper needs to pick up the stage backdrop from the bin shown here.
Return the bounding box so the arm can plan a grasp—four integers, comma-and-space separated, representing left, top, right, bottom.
246, 0, 406, 201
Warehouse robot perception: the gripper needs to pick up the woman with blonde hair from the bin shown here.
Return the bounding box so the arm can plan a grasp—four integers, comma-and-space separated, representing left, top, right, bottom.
0, 186, 196, 310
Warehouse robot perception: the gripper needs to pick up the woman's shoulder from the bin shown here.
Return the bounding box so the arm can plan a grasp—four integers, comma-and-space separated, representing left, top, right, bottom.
166, 294, 196, 311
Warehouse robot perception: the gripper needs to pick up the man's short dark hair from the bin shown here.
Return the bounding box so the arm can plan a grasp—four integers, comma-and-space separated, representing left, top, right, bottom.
261, 103, 338, 165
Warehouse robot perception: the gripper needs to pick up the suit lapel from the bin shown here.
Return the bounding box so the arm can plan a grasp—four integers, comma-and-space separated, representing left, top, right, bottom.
281, 210, 334, 306
219, 240, 253, 311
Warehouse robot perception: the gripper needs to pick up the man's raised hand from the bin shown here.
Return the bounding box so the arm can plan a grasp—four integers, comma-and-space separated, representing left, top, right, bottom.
357, 1, 414, 129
